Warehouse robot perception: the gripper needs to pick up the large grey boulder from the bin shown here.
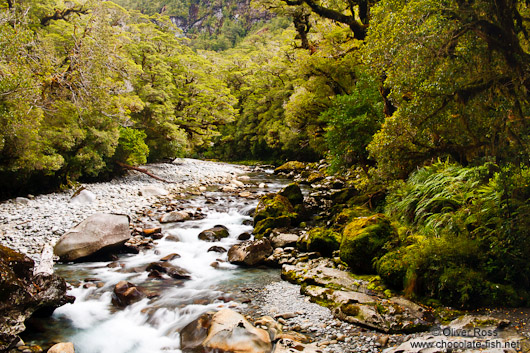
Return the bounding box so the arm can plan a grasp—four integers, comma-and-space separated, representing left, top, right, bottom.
0, 245, 73, 351
228, 238, 273, 266
180, 309, 271, 353
54, 213, 131, 262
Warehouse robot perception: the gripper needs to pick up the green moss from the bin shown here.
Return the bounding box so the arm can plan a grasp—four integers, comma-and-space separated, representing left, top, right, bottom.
279, 183, 304, 205
339, 214, 395, 274
375, 303, 388, 315
253, 216, 292, 238
274, 161, 306, 173
341, 303, 363, 319
307, 172, 325, 184
298, 227, 341, 257
254, 194, 295, 223
333, 206, 372, 227
375, 251, 408, 289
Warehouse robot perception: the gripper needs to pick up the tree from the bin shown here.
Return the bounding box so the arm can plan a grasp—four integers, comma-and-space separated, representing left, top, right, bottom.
365, 0, 530, 178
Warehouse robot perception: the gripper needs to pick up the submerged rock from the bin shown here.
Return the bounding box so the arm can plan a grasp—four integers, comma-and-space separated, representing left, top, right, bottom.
0, 245, 73, 351
54, 213, 131, 262
180, 309, 272, 353
145, 262, 191, 279
228, 239, 273, 266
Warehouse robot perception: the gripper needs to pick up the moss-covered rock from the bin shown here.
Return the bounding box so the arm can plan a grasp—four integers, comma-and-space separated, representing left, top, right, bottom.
253, 216, 292, 239
254, 194, 295, 224
253, 193, 300, 238
330, 187, 358, 204
333, 206, 372, 227
274, 161, 306, 174
375, 251, 408, 289
297, 227, 341, 257
279, 183, 304, 206
340, 214, 395, 274
307, 172, 325, 184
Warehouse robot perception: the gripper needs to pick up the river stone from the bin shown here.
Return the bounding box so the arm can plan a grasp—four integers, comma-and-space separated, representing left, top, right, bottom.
159, 211, 190, 223
270, 233, 299, 248
0, 245, 74, 351
54, 213, 131, 262
198, 225, 229, 242
207, 246, 227, 253
181, 309, 272, 353
112, 281, 145, 307
238, 232, 251, 241
145, 262, 191, 279
279, 183, 304, 206
140, 186, 169, 196
47, 342, 75, 353
273, 338, 320, 353
228, 238, 273, 266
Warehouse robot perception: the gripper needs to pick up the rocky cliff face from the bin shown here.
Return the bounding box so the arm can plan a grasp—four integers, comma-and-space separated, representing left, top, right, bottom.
169, 0, 273, 35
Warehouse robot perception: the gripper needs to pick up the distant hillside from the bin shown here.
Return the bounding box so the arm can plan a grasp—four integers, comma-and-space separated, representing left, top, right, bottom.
113, 0, 275, 50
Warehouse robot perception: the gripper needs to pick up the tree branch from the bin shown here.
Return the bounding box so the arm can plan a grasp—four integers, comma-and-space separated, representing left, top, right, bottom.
281, 0, 368, 39
116, 162, 173, 183
41, 7, 90, 26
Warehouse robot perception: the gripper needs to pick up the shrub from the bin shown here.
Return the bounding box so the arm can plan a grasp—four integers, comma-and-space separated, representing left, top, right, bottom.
382, 161, 530, 307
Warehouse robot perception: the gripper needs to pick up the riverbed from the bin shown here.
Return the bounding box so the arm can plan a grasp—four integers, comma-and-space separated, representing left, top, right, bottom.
3, 159, 528, 353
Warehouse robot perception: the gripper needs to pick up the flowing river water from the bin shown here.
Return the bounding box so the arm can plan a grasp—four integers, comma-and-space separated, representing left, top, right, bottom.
22, 169, 290, 353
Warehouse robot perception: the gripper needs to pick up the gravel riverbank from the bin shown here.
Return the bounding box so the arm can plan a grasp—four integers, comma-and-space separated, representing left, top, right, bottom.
0, 158, 247, 259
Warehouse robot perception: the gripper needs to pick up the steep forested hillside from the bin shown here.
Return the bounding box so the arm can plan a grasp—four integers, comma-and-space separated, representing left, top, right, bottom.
113, 0, 274, 50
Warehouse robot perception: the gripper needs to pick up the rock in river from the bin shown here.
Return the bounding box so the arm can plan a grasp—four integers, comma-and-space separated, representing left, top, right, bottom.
54, 213, 131, 262
0, 245, 74, 351
48, 342, 75, 353
180, 309, 272, 353
228, 238, 273, 266
198, 225, 229, 242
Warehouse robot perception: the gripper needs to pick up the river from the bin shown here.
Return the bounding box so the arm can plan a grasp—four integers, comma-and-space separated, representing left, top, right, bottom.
16, 163, 289, 353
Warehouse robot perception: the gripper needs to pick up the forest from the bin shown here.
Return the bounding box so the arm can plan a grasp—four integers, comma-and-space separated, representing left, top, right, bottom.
1, 0, 530, 308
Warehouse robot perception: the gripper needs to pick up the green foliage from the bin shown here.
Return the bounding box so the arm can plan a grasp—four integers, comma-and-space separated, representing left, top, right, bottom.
0, 0, 238, 196
320, 72, 384, 172
114, 127, 149, 165
365, 0, 530, 178
381, 161, 530, 307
